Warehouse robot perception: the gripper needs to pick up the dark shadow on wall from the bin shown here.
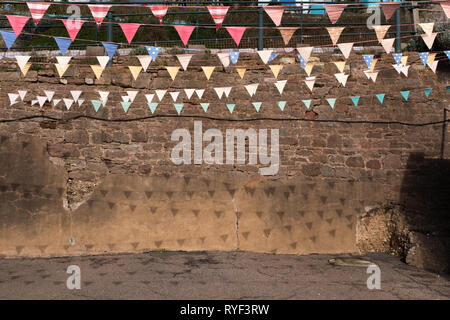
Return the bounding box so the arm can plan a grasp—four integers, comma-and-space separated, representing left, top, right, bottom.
399, 152, 450, 273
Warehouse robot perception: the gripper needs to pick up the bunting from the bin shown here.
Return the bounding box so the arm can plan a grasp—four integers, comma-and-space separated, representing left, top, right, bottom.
177, 54, 193, 71
324, 4, 347, 24
165, 66, 180, 80
269, 65, 283, 78
0, 30, 17, 49
200, 103, 209, 112
337, 43, 353, 59
27, 2, 51, 25
381, 38, 395, 53
88, 4, 111, 27
373, 25, 390, 43
305, 76, 316, 92
440, 1, 450, 18
226, 27, 246, 46
119, 23, 141, 44
230, 51, 240, 64
236, 67, 246, 79
257, 50, 273, 64
297, 46, 314, 64
103, 42, 118, 61
381, 3, 401, 20
147, 5, 169, 24
174, 25, 195, 46
419, 22, 434, 36
217, 52, 230, 68
326, 27, 345, 45
129, 66, 142, 80
202, 66, 215, 80
278, 27, 298, 45
6, 15, 29, 36
277, 101, 286, 111
137, 55, 152, 71
207, 6, 229, 29
54, 37, 72, 56
264, 6, 285, 26
421, 33, 437, 50
146, 46, 161, 61
62, 19, 84, 41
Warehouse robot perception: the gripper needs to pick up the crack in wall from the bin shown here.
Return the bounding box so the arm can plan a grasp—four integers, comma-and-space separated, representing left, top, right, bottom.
232, 198, 240, 250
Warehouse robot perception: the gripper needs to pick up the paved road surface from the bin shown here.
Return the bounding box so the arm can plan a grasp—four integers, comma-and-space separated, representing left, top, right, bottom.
0, 251, 449, 299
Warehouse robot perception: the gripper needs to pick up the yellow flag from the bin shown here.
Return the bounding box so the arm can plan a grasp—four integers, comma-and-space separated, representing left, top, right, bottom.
427, 53, 436, 65
333, 61, 346, 73
269, 65, 283, 78
305, 63, 314, 76
400, 55, 408, 66
165, 66, 180, 81
90, 65, 103, 79
129, 66, 143, 80
21, 62, 32, 76
236, 67, 246, 79
370, 58, 378, 72
202, 66, 215, 80
55, 63, 70, 77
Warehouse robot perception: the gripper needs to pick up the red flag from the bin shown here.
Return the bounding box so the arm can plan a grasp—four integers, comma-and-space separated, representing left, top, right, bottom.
263, 6, 285, 26
207, 6, 229, 30
26, 2, 51, 25
324, 4, 347, 24
62, 19, 84, 41
119, 23, 141, 44
226, 27, 246, 46
173, 25, 195, 46
381, 3, 401, 20
88, 4, 111, 26
146, 5, 169, 24
6, 15, 29, 36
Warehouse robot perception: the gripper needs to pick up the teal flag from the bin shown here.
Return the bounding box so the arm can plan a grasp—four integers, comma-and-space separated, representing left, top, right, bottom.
351, 96, 360, 106
174, 103, 184, 115
200, 103, 209, 112
121, 101, 131, 113
277, 101, 286, 111
91, 100, 102, 112
400, 90, 410, 101
424, 88, 432, 98
302, 99, 311, 109
252, 102, 262, 112
226, 104, 235, 114
148, 103, 158, 113
376, 93, 385, 104
327, 98, 336, 109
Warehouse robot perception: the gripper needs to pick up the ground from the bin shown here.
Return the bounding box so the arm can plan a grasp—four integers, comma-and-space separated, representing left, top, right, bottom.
0, 251, 449, 300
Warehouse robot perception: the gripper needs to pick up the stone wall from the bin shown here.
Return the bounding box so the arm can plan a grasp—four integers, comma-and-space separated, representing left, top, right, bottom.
0, 50, 449, 262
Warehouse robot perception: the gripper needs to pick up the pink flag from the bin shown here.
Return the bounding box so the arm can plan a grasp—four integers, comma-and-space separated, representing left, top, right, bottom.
207, 6, 229, 29
147, 5, 169, 24
324, 4, 347, 24
6, 15, 29, 36
173, 25, 195, 46
326, 27, 345, 45
88, 4, 111, 26
26, 2, 50, 25
264, 6, 285, 26
119, 23, 141, 44
381, 3, 401, 20
278, 27, 298, 45
62, 19, 84, 41
226, 27, 246, 46
441, 1, 450, 18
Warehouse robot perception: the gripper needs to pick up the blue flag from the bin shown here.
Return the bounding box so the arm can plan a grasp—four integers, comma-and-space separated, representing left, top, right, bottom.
91, 100, 102, 112
297, 54, 307, 69
0, 30, 17, 50
54, 37, 72, 56
102, 42, 118, 61
392, 53, 402, 65
376, 93, 385, 104
230, 50, 240, 64
418, 52, 429, 66
174, 103, 184, 115
351, 96, 360, 106
277, 101, 286, 111
146, 46, 161, 61
400, 90, 410, 101
362, 54, 374, 68
226, 104, 235, 114
445, 50, 450, 60
424, 88, 432, 98
200, 103, 209, 112
148, 103, 158, 114
268, 53, 278, 63
252, 102, 262, 112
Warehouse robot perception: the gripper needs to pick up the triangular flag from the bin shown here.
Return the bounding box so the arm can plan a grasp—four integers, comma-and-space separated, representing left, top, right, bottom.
428, 60, 438, 73
442, 1, 450, 18
121, 101, 131, 113
127, 91, 138, 103
56, 56, 71, 70
334, 61, 346, 73
381, 3, 401, 20
214, 87, 224, 99
305, 77, 316, 92
122, 96, 130, 103
202, 66, 215, 80
245, 83, 259, 97
145, 94, 154, 104
226, 27, 246, 46
20, 63, 31, 76
156, 90, 166, 101
351, 96, 360, 106
278, 27, 298, 45
370, 58, 378, 72
55, 63, 69, 77
15, 55, 30, 73
63, 98, 74, 110
148, 103, 158, 114
8, 93, 19, 106
275, 80, 287, 95
37, 96, 47, 107
376, 93, 385, 104
174, 25, 195, 46
297, 46, 314, 63
368, 71, 378, 82
184, 89, 195, 100
119, 23, 140, 44
224, 87, 233, 98
146, 46, 161, 61
196, 89, 205, 99
200, 103, 209, 112
400, 90, 410, 101
421, 33, 437, 50
31, 100, 38, 106
392, 64, 402, 74
264, 6, 285, 26
91, 100, 102, 112
252, 102, 262, 112
277, 101, 286, 111
327, 98, 337, 109
174, 103, 184, 115
373, 25, 390, 43
102, 42, 118, 61
419, 52, 429, 65
62, 19, 84, 41
217, 52, 230, 68
326, 27, 345, 45
170, 91, 180, 102
129, 66, 142, 80
0, 30, 17, 49
424, 88, 432, 98
137, 55, 152, 71
54, 37, 72, 56
226, 104, 235, 114
78, 99, 84, 107
236, 67, 246, 79
419, 22, 434, 36
207, 6, 229, 29
177, 54, 192, 71
6, 15, 29, 36
427, 52, 436, 65
362, 54, 374, 68
302, 100, 311, 109
257, 50, 273, 64
269, 65, 283, 78
400, 55, 408, 66
27, 2, 51, 25
268, 53, 278, 63
147, 5, 169, 24
88, 4, 111, 26
392, 53, 402, 65
230, 50, 240, 64
44, 90, 54, 101
337, 42, 353, 59
18, 90, 27, 101
71, 90, 82, 102
304, 63, 314, 76
98, 91, 109, 106
381, 38, 395, 53
400, 65, 410, 77
97, 56, 110, 70
334, 73, 349, 86
324, 4, 347, 24
53, 99, 61, 107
